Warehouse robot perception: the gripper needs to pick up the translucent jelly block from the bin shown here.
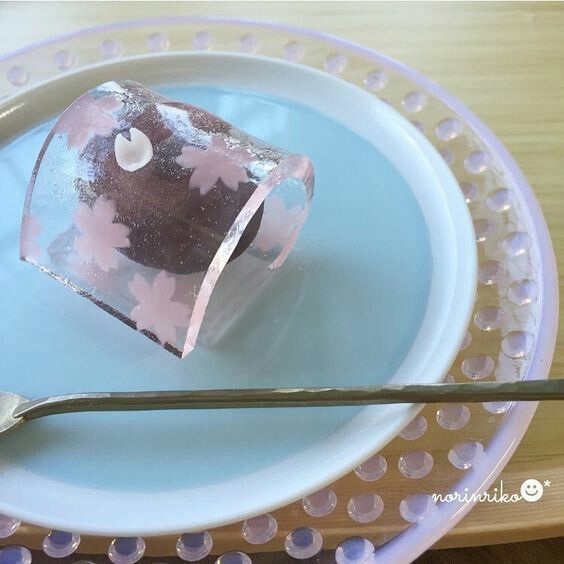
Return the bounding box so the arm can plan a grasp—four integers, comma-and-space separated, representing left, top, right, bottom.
21, 80, 314, 358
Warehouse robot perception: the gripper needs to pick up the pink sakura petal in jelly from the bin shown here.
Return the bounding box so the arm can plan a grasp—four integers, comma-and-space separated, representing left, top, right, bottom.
97, 95, 124, 114
64, 120, 90, 151
215, 160, 249, 190
128, 272, 153, 304
175, 136, 251, 195
20, 213, 42, 260
94, 110, 122, 138
152, 268, 176, 300
58, 94, 123, 151
129, 270, 190, 346
253, 195, 307, 252
73, 195, 131, 272
188, 163, 220, 196
71, 257, 120, 293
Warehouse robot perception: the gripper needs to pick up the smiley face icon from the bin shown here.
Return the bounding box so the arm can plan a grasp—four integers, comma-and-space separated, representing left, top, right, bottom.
520, 479, 544, 502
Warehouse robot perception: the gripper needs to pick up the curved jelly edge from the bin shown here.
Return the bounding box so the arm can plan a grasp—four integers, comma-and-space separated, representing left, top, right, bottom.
19, 88, 92, 260
183, 153, 314, 357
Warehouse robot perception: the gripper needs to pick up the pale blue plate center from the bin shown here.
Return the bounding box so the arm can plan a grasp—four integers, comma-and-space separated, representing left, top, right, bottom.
0, 86, 430, 492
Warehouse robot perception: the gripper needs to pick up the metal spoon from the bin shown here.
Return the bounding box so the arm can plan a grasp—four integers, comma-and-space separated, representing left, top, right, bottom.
2, 379, 563, 436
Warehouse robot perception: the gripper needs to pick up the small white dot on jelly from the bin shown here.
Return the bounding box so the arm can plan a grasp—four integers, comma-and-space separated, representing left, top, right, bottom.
0, 546, 31, 564
483, 401, 512, 414
147, 32, 169, 52
502, 331, 534, 359
436, 404, 471, 430
324, 53, 348, 74
100, 38, 123, 58
335, 537, 376, 564
284, 40, 305, 62
242, 514, 278, 544
193, 31, 213, 50
448, 441, 484, 470
398, 451, 433, 479
115, 128, 154, 172
285, 527, 323, 560
399, 414, 428, 440
486, 188, 513, 212
439, 148, 455, 165
478, 260, 503, 285
401, 91, 427, 112
54, 49, 76, 70
435, 117, 462, 141
347, 493, 384, 523
474, 305, 505, 331
501, 231, 532, 257
464, 150, 492, 174
444, 373, 456, 384
399, 494, 437, 523
462, 355, 495, 380
460, 181, 479, 203
176, 532, 213, 561
108, 537, 145, 564
460, 331, 472, 351
0, 514, 20, 538
354, 453, 387, 481
302, 488, 338, 517
7, 66, 29, 86
473, 218, 496, 242
508, 280, 538, 306
240, 34, 259, 53
215, 551, 251, 564
364, 69, 389, 91
43, 530, 81, 558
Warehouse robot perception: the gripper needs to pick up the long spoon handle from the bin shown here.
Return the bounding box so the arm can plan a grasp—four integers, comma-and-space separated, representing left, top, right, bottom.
12, 379, 564, 421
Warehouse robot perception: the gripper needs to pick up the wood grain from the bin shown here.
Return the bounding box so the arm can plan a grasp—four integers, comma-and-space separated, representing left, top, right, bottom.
0, 0, 563, 553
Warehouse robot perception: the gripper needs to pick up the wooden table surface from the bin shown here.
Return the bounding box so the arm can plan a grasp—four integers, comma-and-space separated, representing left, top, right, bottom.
1, 0, 563, 553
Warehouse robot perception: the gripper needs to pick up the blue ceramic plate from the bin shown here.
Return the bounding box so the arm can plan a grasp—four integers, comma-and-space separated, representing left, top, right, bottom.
0, 54, 476, 535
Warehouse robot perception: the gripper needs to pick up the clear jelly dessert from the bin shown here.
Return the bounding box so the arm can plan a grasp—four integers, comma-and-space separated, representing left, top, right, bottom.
20, 80, 314, 357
